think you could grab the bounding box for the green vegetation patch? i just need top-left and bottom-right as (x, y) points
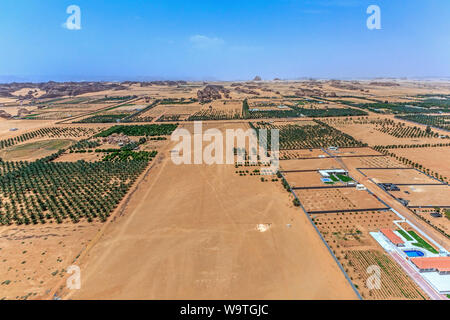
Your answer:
(408, 231), (439, 254)
(95, 124), (178, 137)
(396, 229), (413, 241)
(336, 174), (353, 182)
(102, 150), (157, 162)
(329, 174), (339, 182)
(76, 114), (129, 123)
(396, 114), (450, 131)
(0, 139), (73, 161)
(0, 159), (149, 225)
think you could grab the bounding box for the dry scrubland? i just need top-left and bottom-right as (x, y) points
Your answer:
(0, 80), (449, 300)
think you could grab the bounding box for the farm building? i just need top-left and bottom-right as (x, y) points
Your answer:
(410, 257), (450, 275)
(318, 169), (347, 178)
(380, 228), (405, 247)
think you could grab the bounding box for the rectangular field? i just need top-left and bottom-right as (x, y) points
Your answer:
(390, 185), (450, 207)
(326, 147), (383, 157)
(360, 168), (441, 185)
(389, 147), (450, 180)
(294, 187), (387, 213)
(280, 158), (342, 172)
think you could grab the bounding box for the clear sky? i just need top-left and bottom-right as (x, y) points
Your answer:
(0, 0), (449, 81)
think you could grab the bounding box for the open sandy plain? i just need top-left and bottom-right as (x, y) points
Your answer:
(0, 79), (449, 301)
(46, 122), (356, 299)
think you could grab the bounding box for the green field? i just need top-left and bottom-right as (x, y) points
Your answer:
(329, 174), (339, 182)
(95, 124), (178, 137)
(0, 139), (73, 161)
(396, 229), (413, 241)
(408, 231), (439, 254)
(336, 174), (353, 182)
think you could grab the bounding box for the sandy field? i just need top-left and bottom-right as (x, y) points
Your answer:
(360, 168), (440, 185)
(295, 187), (387, 213)
(344, 156), (408, 169)
(413, 208), (450, 236)
(0, 223), (101, 300)
(390, 185), (450, 207)
(389, 147), (450, 180)
(51, 123), (358, 300)
(327, 147), (383, 157)
(280, 158), (342, 172)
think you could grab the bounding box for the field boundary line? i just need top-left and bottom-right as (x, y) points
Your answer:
(279, 171), (362, 300)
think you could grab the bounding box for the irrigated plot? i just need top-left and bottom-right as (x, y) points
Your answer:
(252, 120), (364, 150)
(284, 171), (331, 188)
(312, 210), (428, 300)
(295, 187), (387, 213)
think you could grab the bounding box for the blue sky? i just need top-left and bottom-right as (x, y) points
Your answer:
(0, 0), (449, 81)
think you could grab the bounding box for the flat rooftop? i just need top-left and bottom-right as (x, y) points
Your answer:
(410, 257), (450, 273)
(380, 228), (404, 246)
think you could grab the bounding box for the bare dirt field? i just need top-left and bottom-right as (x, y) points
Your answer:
(284, 171), (331, 188)
(327, 147), (383, 157)
(295, 187), (387, 213)
(344, 156), (408, 169)
(54, 123), (357, 300)
(360, 168), (440, 185)
(280, 158), (342, 171)
(413, 208), (450, 237)
(280, 148), (329, 160)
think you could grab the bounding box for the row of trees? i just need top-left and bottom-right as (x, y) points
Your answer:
(253, 120), (365, 150)
(0, 127), (99, 150)
(0, 159), (148, 225)
(95, 124), (178, 137)
(397, 115), (450, 131)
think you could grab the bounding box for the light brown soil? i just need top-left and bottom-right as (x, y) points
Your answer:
(0, 223), (100, 300)
(390, 185), (450, 207)
(56, 123), (357, 300)
(296, 188), (386, 213)
(360, 168), (439, 185)
(389, 147), (450, 180)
